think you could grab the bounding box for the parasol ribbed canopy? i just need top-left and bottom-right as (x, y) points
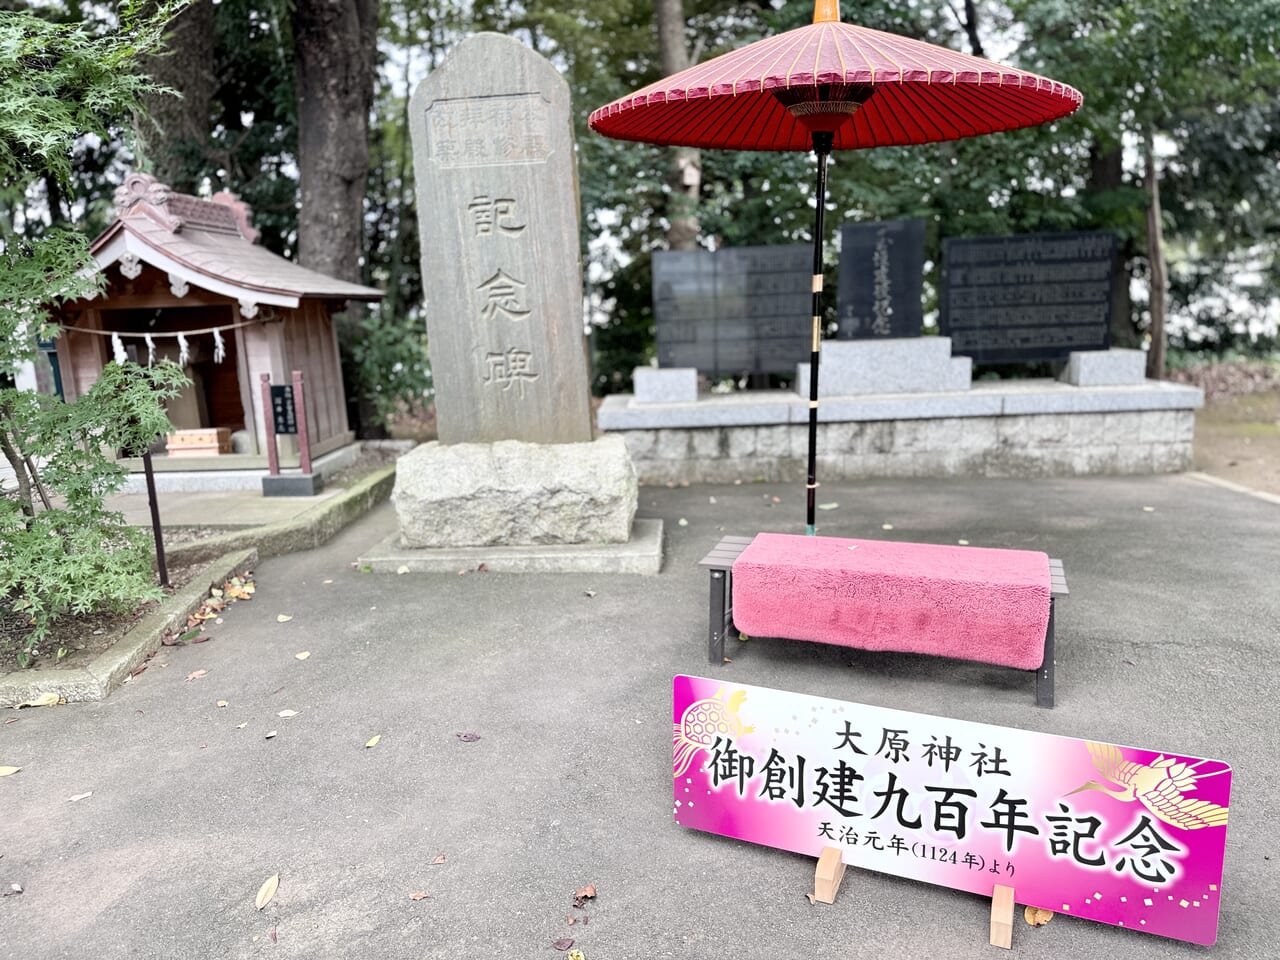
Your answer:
(589, 12), (1082, 151)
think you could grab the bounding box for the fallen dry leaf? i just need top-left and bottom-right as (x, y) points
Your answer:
(1024, 906), (1054, 927)
(191, 634), (212, 644)
(184, 670), (208, 682)
(66, 791), (92, 802)
(255, 873), (279, 910)
(269, 927), (277, 943)
(365, 735), (381, 749)
(476, 562), (488, 573)
(294, 651), (310, 661)
(277, 710), (299, 719)
(16, 692), (59, 709)
(566, 916), (576, 925)
(276, 614), (293, 623)
(409, 891), (430, 901)
(552, 939), (574, 952)
(129, 664), (148, 678)
(0, 766), (21, 777)
(430, 854), (446, 865)
(456, 732), (481, 743)
(572, 883), (596, 908)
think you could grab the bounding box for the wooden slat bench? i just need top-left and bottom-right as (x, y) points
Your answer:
(699, 534), (1068, 708)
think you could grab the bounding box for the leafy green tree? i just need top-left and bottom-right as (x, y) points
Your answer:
(1011, 0), (1280, 373)
(0, 2), (190, 665)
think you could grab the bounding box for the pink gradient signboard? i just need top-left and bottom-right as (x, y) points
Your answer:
(672, 676), (1231, 945)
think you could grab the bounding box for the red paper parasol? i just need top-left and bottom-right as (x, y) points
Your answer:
(590, 0), (1082, 533)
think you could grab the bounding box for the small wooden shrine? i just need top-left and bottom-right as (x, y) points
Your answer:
(51, 172), (382, 467)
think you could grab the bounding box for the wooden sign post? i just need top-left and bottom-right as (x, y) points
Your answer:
(260, 371), (323, 497)
(990, 884), (1015, 949)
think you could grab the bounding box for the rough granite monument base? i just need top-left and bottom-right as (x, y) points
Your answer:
(358, 518), (664, 575)
(392, 436), (638, 548)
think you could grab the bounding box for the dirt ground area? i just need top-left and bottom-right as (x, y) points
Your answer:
(1172, 360), (1280, 496)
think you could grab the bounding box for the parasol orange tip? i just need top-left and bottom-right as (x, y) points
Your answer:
(813, 0), (839, 24)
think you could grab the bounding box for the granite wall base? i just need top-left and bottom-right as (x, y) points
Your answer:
(617, 410), (1195, 484)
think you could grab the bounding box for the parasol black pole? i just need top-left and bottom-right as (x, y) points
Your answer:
(805, 131), (834, 536)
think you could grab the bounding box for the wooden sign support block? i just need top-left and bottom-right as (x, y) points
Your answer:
(810, 846), (845, 905)
(990, 884), (1015, 949)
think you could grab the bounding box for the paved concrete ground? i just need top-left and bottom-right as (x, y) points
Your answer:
(105, 488), (340, 529)
(2, 474), (1277, 959)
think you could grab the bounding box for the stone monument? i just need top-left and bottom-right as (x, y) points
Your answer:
(408, 33), (591, 444)
(386, 33), (650, 564)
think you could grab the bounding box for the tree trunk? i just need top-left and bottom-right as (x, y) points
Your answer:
(0, 415), (34, 520)
(292, 0), (377, 283)
(292, 0), (381, 435)
(140, 0), (215, 192)
(960, 0), (986, 58)
(1143, 129), (1168, 379)
(655, 0), (700, 251)
(1087, 144), (1137, 348)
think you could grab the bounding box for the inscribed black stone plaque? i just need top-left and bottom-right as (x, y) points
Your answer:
(940, 231), (1117, 363)
(653, 244), (809, 377)
(837, 219), (925, 339)
(270, 385), (297, 435)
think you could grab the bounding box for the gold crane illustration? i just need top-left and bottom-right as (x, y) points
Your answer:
(1065, 741), (1229, 830)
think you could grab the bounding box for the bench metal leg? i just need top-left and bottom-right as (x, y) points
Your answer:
(709, 568), (728, 665)
(1036, 599), (1056, 709)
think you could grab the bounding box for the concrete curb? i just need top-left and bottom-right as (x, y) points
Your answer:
(164, 464), (397, 566)
(0, 547), (258, 707)
(1184, 470), (1280, 505)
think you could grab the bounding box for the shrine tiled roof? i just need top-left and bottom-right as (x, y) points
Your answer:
(89, 173), (382, 309)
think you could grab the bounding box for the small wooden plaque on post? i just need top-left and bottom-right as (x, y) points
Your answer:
(990, 884), (1015, 950)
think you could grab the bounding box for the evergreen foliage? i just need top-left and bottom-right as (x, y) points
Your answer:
(0, 2), (190, 665)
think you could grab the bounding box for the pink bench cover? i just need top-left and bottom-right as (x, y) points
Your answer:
(731, 533), (1051, 670)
